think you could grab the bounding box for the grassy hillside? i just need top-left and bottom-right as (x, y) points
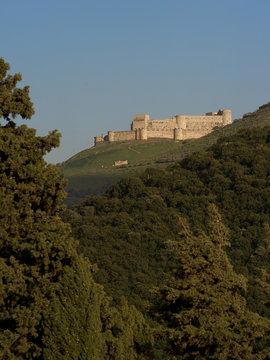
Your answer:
(63, 102), (270, 206)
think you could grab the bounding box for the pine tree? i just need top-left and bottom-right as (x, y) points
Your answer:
(0, 58), (34, 126)
(0, 122), (74, 359)
(104, 297), (154, 360)
(0, 59), (153, 359)
(153, 205), (270, 359)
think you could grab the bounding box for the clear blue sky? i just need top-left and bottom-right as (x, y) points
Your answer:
(2, 0), (270, 163)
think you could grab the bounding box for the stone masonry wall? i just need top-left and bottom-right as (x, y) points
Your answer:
(184, 115), (223, 131)
(109, 130), (136, 142)
(147, 129), (175, 139)
(94, 109), (231, 145)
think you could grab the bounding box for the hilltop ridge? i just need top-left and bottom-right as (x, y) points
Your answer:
(63, 102), (270, 206)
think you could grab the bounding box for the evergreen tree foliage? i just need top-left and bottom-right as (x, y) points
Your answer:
(0, 58), (34, 125)
(65, 127), (270, 324)
(42, 254), (154, 360)
(64, 121), (270, 356)
(0, 122), (69, 359)
(165, 127), (270, 317)
(0, 59), (153, 360)
(104, 297), (154, 360)
(62, 186), (180, 312)
(249, 223), (270, 315)
(153, 206), (270, 359)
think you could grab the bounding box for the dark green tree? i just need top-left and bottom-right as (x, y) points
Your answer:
(0, 59), (153, 359)
(249, 223), (270, 314)
(0, 58), (34, 126)
(153, 205), (270, 359)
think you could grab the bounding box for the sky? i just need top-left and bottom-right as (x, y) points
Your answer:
(1, 0), (270, 163)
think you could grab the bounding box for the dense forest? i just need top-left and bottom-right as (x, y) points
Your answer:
(65, 127), (270, 316)
(1, 58), (270, 359)
(64, 126), (270, 357)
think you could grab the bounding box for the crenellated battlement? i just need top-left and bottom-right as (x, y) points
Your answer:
(94, 109), (232, 146)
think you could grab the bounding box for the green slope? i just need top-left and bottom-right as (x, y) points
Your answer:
(63, 102), (270, 206)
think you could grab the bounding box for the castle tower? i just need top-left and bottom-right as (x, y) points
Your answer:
(175, 115), (186, 129)
(94, 136), (104, 146)
(108, 131), (115, 142)
(174, 128), (183, 141)
(222, 109), (232, 125)
(140, 128), (148, 140)
(131, 114), (149, 131)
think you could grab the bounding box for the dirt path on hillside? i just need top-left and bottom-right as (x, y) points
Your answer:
(128, 146), (141, 154)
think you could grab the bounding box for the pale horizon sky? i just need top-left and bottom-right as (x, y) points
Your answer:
(2, 0), (270, 163)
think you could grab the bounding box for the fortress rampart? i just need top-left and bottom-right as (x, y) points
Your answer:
(94, 109), (232, 146)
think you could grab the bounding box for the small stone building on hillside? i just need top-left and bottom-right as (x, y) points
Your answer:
(94, 109), (232, 146)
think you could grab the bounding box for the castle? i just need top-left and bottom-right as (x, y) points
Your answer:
(94, 109), (232, 146)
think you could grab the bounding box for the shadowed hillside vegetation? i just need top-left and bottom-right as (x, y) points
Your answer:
(64, 125), (270, 323)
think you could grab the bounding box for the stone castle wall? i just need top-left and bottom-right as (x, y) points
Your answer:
(94, 109), (231, 145)
(108, 130), (136, 142)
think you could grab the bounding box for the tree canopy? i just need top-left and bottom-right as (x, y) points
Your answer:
(152, 206), (270, 359)
(67, 127), (270, 321)
(0, 58), (34, 126)
(64, 126), (270, 357)
(0, 59), (153, 359)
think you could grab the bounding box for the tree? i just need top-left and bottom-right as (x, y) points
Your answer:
(0, 59), (153, 359)
(0, 58), (34, 126)
(249, 223), (270, 316)
(0, 104), (68, 359)
(153, 205), (270, 359)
